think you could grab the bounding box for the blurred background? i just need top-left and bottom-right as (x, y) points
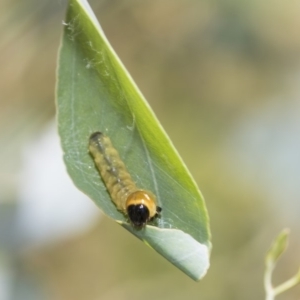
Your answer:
(1, 0), (300, 299)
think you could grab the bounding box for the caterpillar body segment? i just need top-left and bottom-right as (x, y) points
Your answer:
(89, 132), (162, 227)
(89, 132), (136, 211)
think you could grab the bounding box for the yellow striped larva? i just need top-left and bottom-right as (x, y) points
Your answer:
(89, 132), (162, 227)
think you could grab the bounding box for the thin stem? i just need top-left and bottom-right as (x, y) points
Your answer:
(273, 272), (300, 296)
(264, 263), (275, 300)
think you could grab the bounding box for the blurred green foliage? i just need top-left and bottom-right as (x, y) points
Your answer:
(1, 0), (300, 299)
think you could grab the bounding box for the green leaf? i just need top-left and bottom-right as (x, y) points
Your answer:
(56, 0), (211, 280)
(264, 229), (300, 300)
(265, 229), (289, 268)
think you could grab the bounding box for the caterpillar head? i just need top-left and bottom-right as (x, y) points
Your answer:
(126, 190), (161, 227)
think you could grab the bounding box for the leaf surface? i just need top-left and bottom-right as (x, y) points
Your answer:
(56, 0), (211, 280)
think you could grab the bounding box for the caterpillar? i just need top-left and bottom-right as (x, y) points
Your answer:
(89, 132), (162, 227)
